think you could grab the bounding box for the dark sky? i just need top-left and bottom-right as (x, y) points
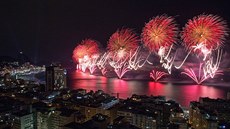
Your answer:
(0, 0), (229, 65)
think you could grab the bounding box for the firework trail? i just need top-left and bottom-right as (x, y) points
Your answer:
(181, 63), (223, 84)
(150, 69), (168, 82)
(128, 47), (151, 70)
(109, 55), (129, 79)
(88, 55), (99, 74)
(97, 53), (110, 75)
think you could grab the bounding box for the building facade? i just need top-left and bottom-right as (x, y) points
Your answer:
(189, 97), (230, 129)
(45, 65), (67, 91)
(12, 112), (34, 129)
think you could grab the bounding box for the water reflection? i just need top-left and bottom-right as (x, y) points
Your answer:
(69, 71), (230, 107)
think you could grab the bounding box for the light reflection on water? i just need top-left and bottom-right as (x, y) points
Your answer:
(68, 71), (230, 107)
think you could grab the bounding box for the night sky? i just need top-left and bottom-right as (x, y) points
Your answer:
(0, 0), (229, 66)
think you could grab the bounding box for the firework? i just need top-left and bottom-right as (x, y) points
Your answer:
(176, 14), (227, 69)
(88, 55), (99, 74)
(142, 15), (178, 73)
(82, 39), (100, 74)
(107, 28), (139, 79)
(182, 14), (227, 51)
(78, 55), (90, 72)
(142, 15), (178, 52)
(82, 39), (100, 57)
(107, 28), (139, 58)
(100, 68), (107, 76)
(109, 47), (150, 79)
(203, 49), (222, 78)
(97, 53), (110, 75)
(181, 63), (223, 85)
(158, 45), (176, 74)
(109, 55), (129, 79)
(72, 45), (89, 72)
(72, 45), (88, 63)
(150, 69), (168, 82)
(128, 47), (150, 70)
(72, 39), (100, 73)
(72, 39), (99, 61)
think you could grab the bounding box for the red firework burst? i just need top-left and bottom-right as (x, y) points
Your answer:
(72, 39), (100, 62)
(81, 39), (100, 56)
(72, 45), (87, 62)
(107, 28), (139, 55)
(142, 15), (178, 52)
(182, 14), (228, 51)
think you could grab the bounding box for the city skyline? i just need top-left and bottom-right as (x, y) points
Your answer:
(0, 0), (230, 65)
(1, 1), (230, 128)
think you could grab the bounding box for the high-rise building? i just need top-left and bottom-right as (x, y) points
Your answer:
(12, 111), (34, 129)
(117, 95), (183, 129)
(36, 106), (76, 129)
(45, 65), (67, 91)
(189, 97), (230, 129)
(36, 107), (58, 129)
